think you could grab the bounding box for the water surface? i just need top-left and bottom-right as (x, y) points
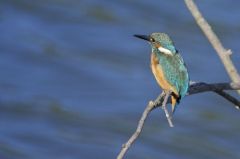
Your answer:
(0, 0), (240, 158)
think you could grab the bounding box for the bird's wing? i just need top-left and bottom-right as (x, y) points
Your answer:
(158, 53), (189, 98)
(175, 53), (189, 97)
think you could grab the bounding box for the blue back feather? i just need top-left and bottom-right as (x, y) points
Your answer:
(154, 49), (189, 99)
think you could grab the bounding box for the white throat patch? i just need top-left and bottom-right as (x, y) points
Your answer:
(158, 47), (173, 55)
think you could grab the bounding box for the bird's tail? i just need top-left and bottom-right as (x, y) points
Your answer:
(171, 94), (181, 114)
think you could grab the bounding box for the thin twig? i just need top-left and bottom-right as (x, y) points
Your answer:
(116, 101), (155, 159)
(214, 90), (240, 109)
(161, 91), (174, 127)
(117, 82), (240, 159)
(116, 92), (165, 159)
(185, 0), (240, 94)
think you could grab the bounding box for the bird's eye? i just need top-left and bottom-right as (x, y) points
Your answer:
(150, 38), (155, 42)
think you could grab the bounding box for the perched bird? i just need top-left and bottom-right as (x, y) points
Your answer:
(134, 33), (189, 113)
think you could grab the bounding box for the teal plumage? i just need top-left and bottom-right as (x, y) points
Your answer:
(155, 48), (189, 100)
(151, 33), (177, 53)
(134, 32), (189, 113)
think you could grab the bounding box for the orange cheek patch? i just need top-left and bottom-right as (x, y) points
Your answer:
(153, 43), (161, 48)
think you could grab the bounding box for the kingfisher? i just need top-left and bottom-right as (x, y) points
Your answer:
(134, 33), (189, 113)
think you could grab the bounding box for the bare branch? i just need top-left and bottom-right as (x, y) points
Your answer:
(188, 82), (240, 94)
(117, 82), (240, 159)
(117, 2), (240, 158)
(184, 0), (240, 94)
(188, 82), (240, 109)
(161, 91), (174, 127)
(214, 90), (240, 109)
(116, 102), (153, 159)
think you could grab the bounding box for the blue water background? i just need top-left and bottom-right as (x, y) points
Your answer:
(0, 0), (240, 158)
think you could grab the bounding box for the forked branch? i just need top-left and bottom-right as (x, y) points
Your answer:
(117, 1), (240, 158)
(117, 82), (240, 159)
(185, 0), (240, 94)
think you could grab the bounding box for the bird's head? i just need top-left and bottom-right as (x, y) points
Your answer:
(134, 32), (177, 55)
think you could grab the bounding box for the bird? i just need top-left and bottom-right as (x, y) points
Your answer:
(134, 33), (189, 113)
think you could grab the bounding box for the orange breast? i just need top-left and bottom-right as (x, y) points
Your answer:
(151, 53), (178, 96)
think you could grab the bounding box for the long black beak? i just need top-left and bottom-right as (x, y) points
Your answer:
(134, 34), (150, 41)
